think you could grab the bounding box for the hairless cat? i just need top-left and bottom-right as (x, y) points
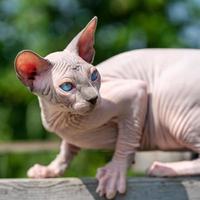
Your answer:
(14, 17), (200, 199)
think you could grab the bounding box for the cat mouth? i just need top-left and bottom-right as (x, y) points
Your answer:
(72, 102), (96, 114)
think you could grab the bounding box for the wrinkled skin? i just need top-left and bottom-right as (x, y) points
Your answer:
(15, 17), (200, 199)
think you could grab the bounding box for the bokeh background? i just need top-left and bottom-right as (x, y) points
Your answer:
(0, 0), (199, 178)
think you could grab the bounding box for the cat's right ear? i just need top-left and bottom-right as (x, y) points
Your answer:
(65, 17), (97, 63)
(14, 50), (51, 91)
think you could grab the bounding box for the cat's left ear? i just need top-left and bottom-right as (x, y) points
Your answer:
(14, 50), (51, 91)
(65, 16), (97, 63)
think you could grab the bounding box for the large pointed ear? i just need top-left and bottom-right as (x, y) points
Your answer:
(14, 50), (51, 90)
(66, 16), (97, 63)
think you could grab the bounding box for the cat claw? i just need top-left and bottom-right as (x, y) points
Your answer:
(27, 163), (61, 178)
(147, 161), (177, 177)
(96, 161), (127, 199)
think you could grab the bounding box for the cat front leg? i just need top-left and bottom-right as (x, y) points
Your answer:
(96, 80), (148, 199)
(27, 140), (80, 178)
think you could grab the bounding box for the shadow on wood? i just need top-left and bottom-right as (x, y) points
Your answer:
(0, 177), (199, 200)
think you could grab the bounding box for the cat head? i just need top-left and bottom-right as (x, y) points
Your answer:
(14, 17), (101, 115)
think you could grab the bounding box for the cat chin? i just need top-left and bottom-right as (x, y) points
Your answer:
(72, 103), (95, 115)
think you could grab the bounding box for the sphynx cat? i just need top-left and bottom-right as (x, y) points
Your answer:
(14, 17), (200, 199)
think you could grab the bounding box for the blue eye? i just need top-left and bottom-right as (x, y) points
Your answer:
(59, 82), (73, 92)
(91, 70), (98, 81)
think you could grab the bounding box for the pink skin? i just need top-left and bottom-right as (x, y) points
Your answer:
(15, 17), (200, 199)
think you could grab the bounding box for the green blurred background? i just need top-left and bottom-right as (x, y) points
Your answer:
(0, 0), (199, 178)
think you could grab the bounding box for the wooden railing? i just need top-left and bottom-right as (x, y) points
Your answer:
(0, 141), (59, 153)
(0, 177), (199, 200)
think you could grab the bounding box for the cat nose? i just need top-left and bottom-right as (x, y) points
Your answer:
(87, 96), (98, 105)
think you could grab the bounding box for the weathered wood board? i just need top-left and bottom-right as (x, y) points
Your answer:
(0, 177), (199, 200)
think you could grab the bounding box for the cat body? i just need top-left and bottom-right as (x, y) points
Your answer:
(15, 17), (200, 199)
(41, 48), (200, 152)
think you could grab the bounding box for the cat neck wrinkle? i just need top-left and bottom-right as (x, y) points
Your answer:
(38, 97), (87, 134)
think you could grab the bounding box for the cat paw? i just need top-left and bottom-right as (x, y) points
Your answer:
(96, 161), (127, 199)
(27, 164), (61, 178)
(147, 161), (177, 177)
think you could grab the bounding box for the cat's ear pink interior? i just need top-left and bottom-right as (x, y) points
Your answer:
(77, 17), (97, 63)
(15, 50), (50, 89)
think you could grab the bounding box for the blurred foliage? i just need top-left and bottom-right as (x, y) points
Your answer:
(0, 0), (200, 177)
(0, 150), (143, 178)
(0, 150), (111, 178)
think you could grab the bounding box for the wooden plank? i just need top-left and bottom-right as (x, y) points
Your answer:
(0, 141), (59, 153)
(0, 177), (199, 200)
(0, 141), (191, 159)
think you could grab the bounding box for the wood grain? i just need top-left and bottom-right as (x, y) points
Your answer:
(0, 177), (199, 200)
